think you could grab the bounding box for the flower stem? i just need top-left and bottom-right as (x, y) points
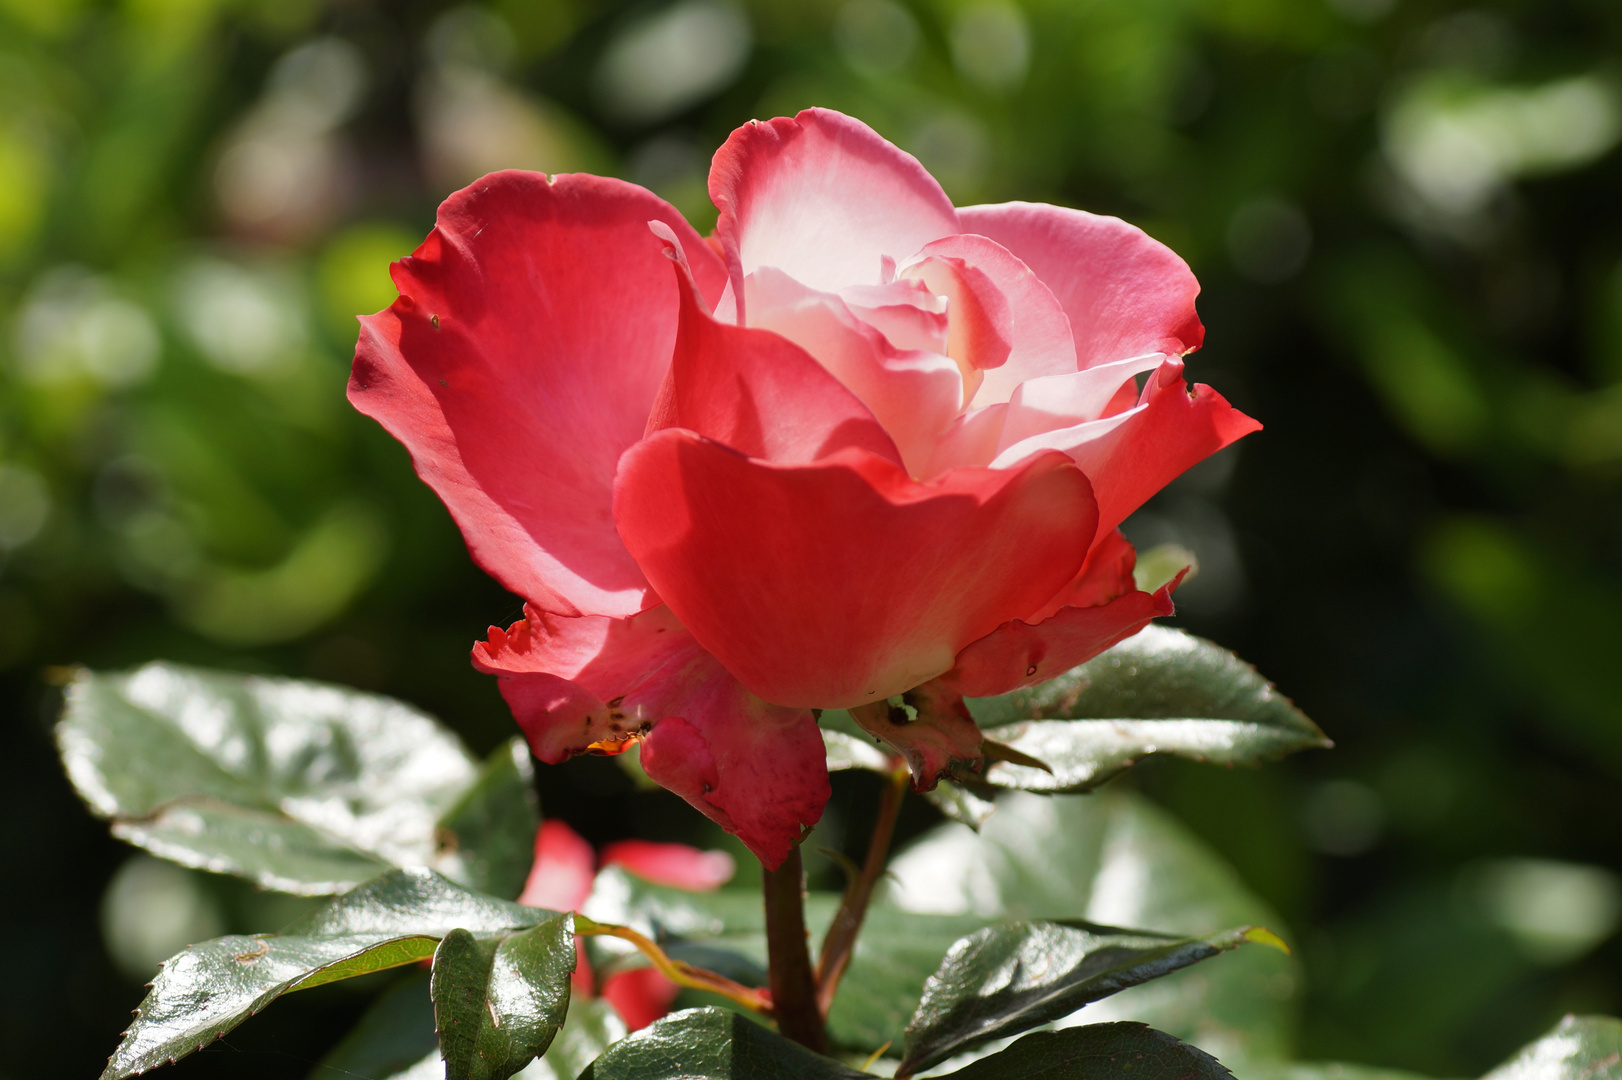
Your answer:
(815, 763), (908, 1015)
(762, 844), (828, 1053)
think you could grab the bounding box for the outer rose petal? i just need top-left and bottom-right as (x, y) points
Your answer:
(645, 229), (902, 467)
(711, 108), (960, 309)
(1030, 528), (1138, 622)
(518, 820), (597, 911)
(958, 202), (1204, 369)
(636, 659), (828, 869)
(992, 359), (1261, 540)
(475, 606), (826, 868)
(945, 572), (1184, 699)
(599, 841), (735, 891)
(614, 432), (1098, 708)
(350, 172), (725, 618)
(601, 968), (680, 1032)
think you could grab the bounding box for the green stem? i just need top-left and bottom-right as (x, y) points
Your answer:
(815, 763), (908, 1015)
(762, 844), (828, 1053)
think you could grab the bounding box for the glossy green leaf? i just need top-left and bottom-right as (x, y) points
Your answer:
(937, 1023), (1235, 1080)
(435, 737), (540, 900)
(58, 663), (481, 894)
(898, 921), (1269, 1076)
(102, 868), (551, 1080)
(965, 627), (1329, 793)
(578, 1007), (865, 1080)
(884, 791), (1298, 1066)
(430, 913), (575, 1080)
(1481, 1015), (1622, 1080)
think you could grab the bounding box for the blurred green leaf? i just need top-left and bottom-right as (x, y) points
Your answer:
(898, 921), (1272, 1076)
(435, 737), (539, 900)
(1480, 1015), (1622, 1079)
(58, 663), (480, 894)
(885, 791), (1298, 1067)
(430, 914), (575, 1080)
(309, 971), (440, 1080)
(102, 868), (552, 1080)
(965, 627), (1329, 793)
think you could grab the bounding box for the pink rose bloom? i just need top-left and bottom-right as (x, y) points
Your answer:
(350, 109), (1258, 868)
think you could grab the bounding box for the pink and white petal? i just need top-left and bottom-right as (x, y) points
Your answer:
(945, 573), (1184, 699)
(711, 108), (960, 306)
(601, 968), (680, 1031)
(957, 202), (1203, 370)
(599, 840), (736, 891)
(851, 680), (985, 791)
(990, 360), (1260, 539)
(636, 657), (828, 869)
(840, 279), (949, 354)
(351, 172), (724, 618)
(1027, 528), (1138, 623)
(995, 353), (1166, 451)
(472, 604), (699, 762)
(645, 227), (901, 467)
(901, 249), (1014, 396)
(746, 268), (962, 476)
(613, 432), (1098, 709)
(908, 233), (1077, 405)
(923, 401), (1008, 476)
(518, 820), (598, 912)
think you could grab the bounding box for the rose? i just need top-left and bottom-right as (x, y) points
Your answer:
(349, 108), (1258, 868)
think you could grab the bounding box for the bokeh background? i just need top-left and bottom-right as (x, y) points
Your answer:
(2, 0), (1621, 1076)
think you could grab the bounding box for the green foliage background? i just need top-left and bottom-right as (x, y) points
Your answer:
(1, 0), (1619, 1076)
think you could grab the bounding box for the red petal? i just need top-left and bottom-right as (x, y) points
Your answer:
(992, 359), (1261, 539)
(945, 574), (1184, 699)
(614, 433), (1097, 709)
(601, 967), (680, 1031)
(711, 108), (959, 310)
(645, 227), (902, 467)
(957, 202), (1204, 369)
(1030, 528), (1138, 621)
(637, 665), (828, 870)
(349, 172), (724, 619)
(599, 840), (736, 891)
(475, 605), (827, 868)
(518, 820), (598, 911)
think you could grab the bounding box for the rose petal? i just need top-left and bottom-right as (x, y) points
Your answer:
(614, 431), (1098, 709)
(518, 820), (598, 912)
(945, 573), (1184, 699)
(1029, 528), (1138, 622)
(901, 248), (1014, 398)
(711, 108), (960, 309)
(600, 967), (680, 1032)
(995, 353), (1167, 451)
(958, 202), (1203, 369)
(644, 227), (902, 467)
(841, 278), (949, 354)
(850, 680), (985, 791)
(908, 233), (1077, 406)
(745, 268), (962, 476)
(475, 604), (826, 868)
(991, 359), (1261, 539)
(599, 840), (736, 891)
(637, 667), (828, 870)
(350, 172), (725, 618)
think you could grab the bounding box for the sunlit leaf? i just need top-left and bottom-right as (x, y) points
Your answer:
(430, 914), (575, 1080)
(435, 737), (540, 900)
(898, 921), (1270, 1075)
(58, 663), (481, 894)
(101, 868), (552, 1080)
